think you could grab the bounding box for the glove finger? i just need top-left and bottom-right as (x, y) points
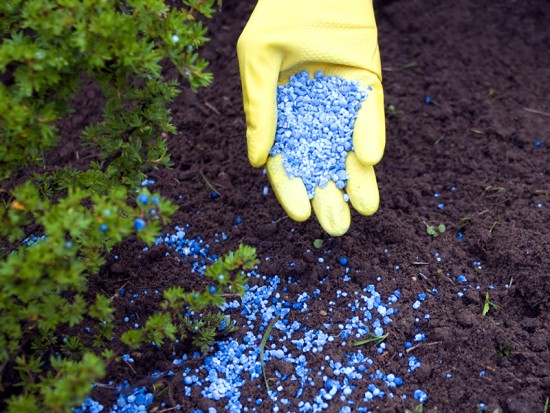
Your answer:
(237, 35), (281, 168)
(266, 154), (311, 222)
(346, 152), (380, 215)
(352, 71), (385, 166)
(311, 181), (351, 236)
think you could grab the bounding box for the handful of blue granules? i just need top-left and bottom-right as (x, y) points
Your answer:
(269, 70), (367, 199)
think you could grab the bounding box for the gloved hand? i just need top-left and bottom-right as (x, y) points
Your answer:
(237, 0), (385, 236)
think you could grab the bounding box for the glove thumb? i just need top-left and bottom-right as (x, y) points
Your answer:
(237, 34), (282, 168)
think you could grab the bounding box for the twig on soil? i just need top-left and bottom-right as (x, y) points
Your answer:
(200, 172), (220, 196)
(382, 61), (418, 71)
(418, 272), (434, 287)
(412, 261), (430, 265)
(403, 61), (418, 69)
(260, 315), (280, 393)
(434, 135), (445, 145)
(405, 341), (442, 354)
(524, 107), (550, 117)
(124, 359), (138, 376)
(110, 281), (130, 300)
(271, 215), (289, 224)
(204, 100), (220, 115)
(489, 220), (501, 234)
(92, 382), (117, 389)
(156, 407), (179, 413)
(152, 383), (170, 400)
(435, 269), (455, 285)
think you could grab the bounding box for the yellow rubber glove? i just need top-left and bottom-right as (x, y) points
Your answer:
(237, 0), (385, 236)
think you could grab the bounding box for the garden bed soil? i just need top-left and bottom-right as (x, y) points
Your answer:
(29, 0), (550, 411)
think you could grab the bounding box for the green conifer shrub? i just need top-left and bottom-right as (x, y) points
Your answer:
(121, 244), (258, 353)
(0, 0), (221, 411)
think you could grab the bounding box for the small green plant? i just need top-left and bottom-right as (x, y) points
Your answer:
(484, 185), (506, 195)
(352, 333), (388, 347)
(426, 223), (446, 238)
(544, 397), (549, 413)
(482, 292), (500, 316)
(313, 238), (324, 249)
(386, 103), (404, 116)
(495, 343), (510, 359)
(403, 61), (418, 69)
(121, 244), (258, 353)
(405, 404), (424, 413)
(201, 172), (221, 197)
(260, 315), (280, 392)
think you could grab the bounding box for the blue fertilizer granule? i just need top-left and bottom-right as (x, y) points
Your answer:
(269, 70), (367, 199)
(73, 226), (442, 412)
(74, 386), (153, 413)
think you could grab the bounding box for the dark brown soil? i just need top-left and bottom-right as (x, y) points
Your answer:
(20, 0), (550, 412)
